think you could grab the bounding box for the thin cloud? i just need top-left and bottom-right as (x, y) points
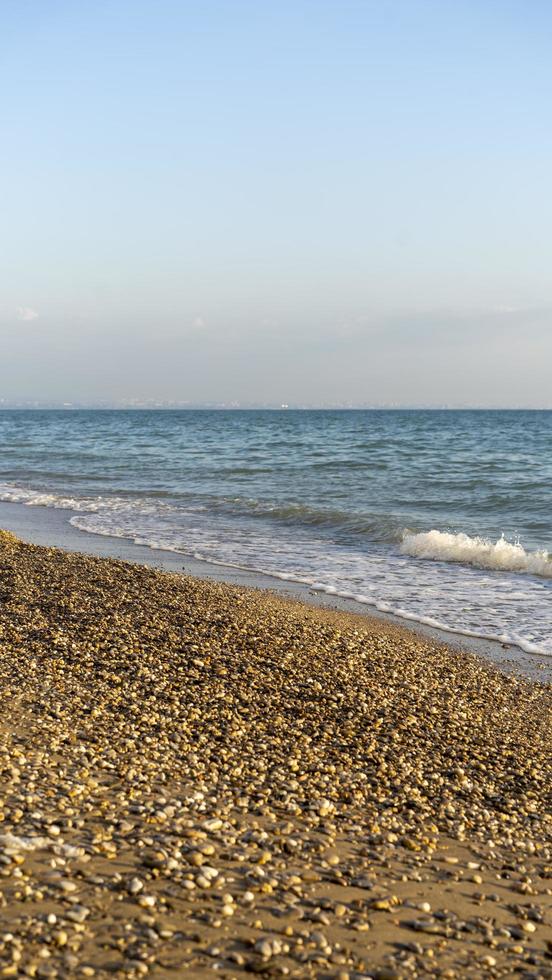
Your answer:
(16, 306), (39, 322)
(192, 315), (205, 329)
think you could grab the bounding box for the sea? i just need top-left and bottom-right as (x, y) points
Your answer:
(0, 409), (550, 657)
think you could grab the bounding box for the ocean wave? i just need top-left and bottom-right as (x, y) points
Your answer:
(0, 484), (188, 517)
(222, 498), (387, 532)
(401, 529), (552, 578)
(3, 483), (551, 582)
(61, 522), (552, 657)
(0, 482), (401, 539)
(2, 481), (552, 657)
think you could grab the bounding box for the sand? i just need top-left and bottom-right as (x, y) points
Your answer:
(0, 529), (550, 979)
(0, 499), (547, 684)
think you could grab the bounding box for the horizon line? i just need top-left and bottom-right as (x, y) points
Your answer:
(0, 403), (551, 412)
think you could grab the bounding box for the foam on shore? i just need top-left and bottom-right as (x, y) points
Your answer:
(401, 529), (552, 578)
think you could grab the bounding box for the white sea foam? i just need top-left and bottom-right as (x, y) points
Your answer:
(0, 484), (180, 517)
(401, 529), (552, 579)
(1, 482), (551, 658)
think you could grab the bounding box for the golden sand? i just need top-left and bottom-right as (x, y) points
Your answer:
(0, 530), (550, 978)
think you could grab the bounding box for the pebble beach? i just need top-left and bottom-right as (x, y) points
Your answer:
(0, 529), (550, 979)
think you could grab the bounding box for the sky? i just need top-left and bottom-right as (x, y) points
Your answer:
(1, 0), (551, 407)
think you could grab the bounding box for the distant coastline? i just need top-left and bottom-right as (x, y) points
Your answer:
(1, 404), (552, 411)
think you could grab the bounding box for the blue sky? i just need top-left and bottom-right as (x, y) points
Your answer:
(1, 0), (551, 405)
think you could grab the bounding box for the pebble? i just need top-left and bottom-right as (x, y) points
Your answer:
(0, 531), (549, 979)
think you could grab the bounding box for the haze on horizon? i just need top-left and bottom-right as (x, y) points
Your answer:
(2, 1), (551, 408)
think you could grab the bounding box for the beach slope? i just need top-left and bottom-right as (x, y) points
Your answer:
(0, 530), (550, 978)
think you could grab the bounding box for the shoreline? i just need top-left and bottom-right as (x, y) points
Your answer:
(0, 529), (550, 977)
(0, 499), (550, 684)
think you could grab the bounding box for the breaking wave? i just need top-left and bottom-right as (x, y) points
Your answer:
(401, 529), (552, 579)
(1, 481), (551, 657)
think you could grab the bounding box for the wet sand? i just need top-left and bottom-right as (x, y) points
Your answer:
(0, 500), (549, 684)
(0, 530), (550, 978)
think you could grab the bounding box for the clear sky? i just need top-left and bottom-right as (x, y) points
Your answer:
(1, 0), (551, 406)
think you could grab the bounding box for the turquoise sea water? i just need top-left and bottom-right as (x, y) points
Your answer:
(0, 409), (550, 656)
